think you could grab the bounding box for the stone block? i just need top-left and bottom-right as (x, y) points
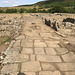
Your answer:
(34, 48), (45, 54)
(21, 48), (33, 54)
(62, 52), (75, 62)
(41, 63), (56, 71)
(39, 71), (61, 75)
(45, 48), (57, 55)
(56, 63), (75, 71)
(21, 61), (41, 72)
(55, 48), (68, 55)
(37, 55), (62, 62)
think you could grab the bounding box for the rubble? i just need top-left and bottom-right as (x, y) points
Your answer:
(0, 14), (23, 38)
(41, 13), (75, 36)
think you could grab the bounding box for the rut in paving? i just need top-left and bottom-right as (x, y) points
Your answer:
(1, 14), (75, 75)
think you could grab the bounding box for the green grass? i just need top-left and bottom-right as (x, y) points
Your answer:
(40, 1), (75, 8)
(0, 37), (11, 45)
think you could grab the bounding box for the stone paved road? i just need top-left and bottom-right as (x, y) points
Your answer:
(1, 14), (75, 75)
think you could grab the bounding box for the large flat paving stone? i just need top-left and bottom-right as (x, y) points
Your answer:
(34, 48), (45, 54)
(21, 40), (33, 47)
(55, 48), (68, 55)
(3, 54), (29, 63)
(34, 42), (47, 47)
(65, 72), (75, 75)
(4, 47), (21, 55)
(30, 54), (36, 61)
(21, 61), (41, 72)
(24, 72), (36, 75)
(1, 64), (18, 74)
(41, 63), (56, 71)
(56, 63), (75, 71)
(45, 41), (60, 47)
(37, 55), (62, 62)
(40, 33), (52, 37)
(39, 71), (61, 75)
(45, 48), (57, 55)
(21, 48), (33, 54)
(27, 36), (42, 40)
(62, 52), (75, 62)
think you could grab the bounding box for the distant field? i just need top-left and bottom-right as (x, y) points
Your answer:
(0, 6), (39, 11)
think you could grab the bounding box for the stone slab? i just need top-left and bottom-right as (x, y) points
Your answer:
(21, 48), (33, 54)
(21, 40), (33, 47)
(21, 61), (41, 72)
(65, 72), (75, 75)
(34, 42), (47, 47)
(62, 52), (75, 62)
(1, 64), (18, 74)
(39, 71), (61, 75)
(37, 55), (62, 62)
(24, 72), (36, 75)
(55, 48), (68, 55)
(34, 48), (45, 54)
(56, 63), (75, 71)
(30, 55), (36, 61)
(41, 63), (56, 71)
(45, 48), (57, 55)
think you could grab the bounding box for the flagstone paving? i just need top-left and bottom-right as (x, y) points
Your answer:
(1, 14), (75, 75)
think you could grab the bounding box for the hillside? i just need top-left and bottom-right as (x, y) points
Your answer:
(16, 0), (75, 7)
(34, 0), (75, 6)
(0, 0), (75, 13)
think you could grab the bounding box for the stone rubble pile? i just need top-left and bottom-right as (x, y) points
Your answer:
(0, 15), (23, 38)
(38, 13), (75, 36)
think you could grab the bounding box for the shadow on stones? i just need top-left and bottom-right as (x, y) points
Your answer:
(45, 19), (57, 31)
(63, 18), (75, 23)
(45, 19), (51, 26)
(17, 72), (26, 75)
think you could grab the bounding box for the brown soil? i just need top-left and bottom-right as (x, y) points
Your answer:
(0, 37), (10, 53)
(0, 44), (8, 53)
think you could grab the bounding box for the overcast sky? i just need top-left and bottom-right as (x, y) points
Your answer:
(0, 0), (44, 7)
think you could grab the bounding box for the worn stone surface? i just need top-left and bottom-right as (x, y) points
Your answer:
(34, 42), (47, 47)
(62, 52), (75, 62)
(41, 63), (56, 71)
(45, 48), (57, 55)
(45, 41), (60, 47)
(55, 48), (68, 55)
(21, 40), (33, 47)
(24, 72), (36, 75)
(21, 48), (33, 54)
(65, 72), (75, 75)
(30, 55), (36, 61)
(39, 71), (61, 75)
(56, 63), (75, 71)
(34, 48), (45, 54)
(21, 61), (41, 72)
(37, 55), (62, 62)
(1, 64), (18, 74)
(1, 13), (75, 75)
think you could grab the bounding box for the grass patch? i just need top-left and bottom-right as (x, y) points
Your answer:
(0, 36), (11, 45)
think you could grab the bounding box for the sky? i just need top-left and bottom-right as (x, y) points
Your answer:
(0, 0), (44, 7)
